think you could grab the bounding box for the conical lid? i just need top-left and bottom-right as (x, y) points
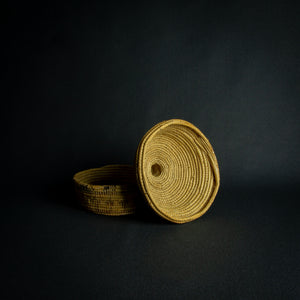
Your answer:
(136, 119), (220, 223)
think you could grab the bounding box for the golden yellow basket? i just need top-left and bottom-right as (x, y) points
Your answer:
(73, 165), (138, 216)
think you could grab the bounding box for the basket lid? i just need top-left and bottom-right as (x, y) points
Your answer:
(135, 119), (220, 223)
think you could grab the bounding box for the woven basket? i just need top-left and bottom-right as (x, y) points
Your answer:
(73, 165), (138, 216)
(136, 119), (220, 223)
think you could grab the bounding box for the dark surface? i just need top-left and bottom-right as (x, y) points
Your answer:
(2, 1), (300, 299)
(2, 186), (299, 299)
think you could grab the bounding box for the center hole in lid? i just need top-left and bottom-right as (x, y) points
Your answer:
(151, 163), (162, 177)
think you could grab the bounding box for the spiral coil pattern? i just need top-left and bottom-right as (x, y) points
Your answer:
(73, 165), (138, 216)
(136, 119), (220, 223)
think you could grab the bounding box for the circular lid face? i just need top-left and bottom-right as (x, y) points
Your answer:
(136, 119), (220, 223)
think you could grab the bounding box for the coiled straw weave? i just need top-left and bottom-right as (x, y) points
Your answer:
(136, 119), (220, 223)
(73, 165), (138, 216)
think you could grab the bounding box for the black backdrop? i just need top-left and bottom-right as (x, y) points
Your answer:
(2, 1), (300, 299)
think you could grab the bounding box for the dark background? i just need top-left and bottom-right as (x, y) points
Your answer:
(2, 1), (300, 299)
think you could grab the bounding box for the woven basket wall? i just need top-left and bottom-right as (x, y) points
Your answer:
(136, 119), (220, 223)
(73, 165), (138, 216)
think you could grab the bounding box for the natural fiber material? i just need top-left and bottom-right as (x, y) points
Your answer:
(136, 119), (220, 223)
(73, 165), (138, 216)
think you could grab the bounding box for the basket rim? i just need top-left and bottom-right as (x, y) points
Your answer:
(73, 164), (136, 189)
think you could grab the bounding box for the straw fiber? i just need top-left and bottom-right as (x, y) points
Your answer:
(73, 165), (138, 216)
(136, 119), (220, 223)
